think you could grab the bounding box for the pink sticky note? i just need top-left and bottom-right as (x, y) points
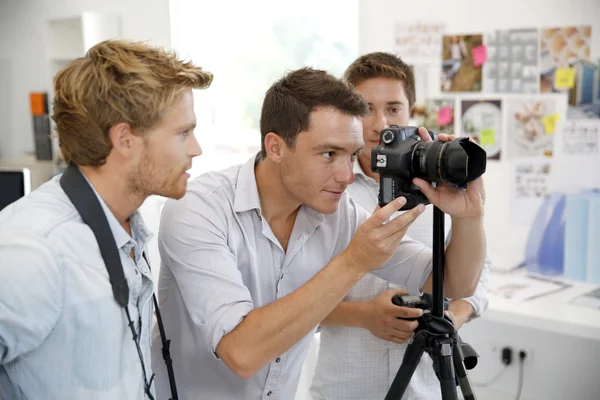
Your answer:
(472, 45), (487, 67)
(437, 106), (453, 126)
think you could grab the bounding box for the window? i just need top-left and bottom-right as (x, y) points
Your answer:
(170, 0), (359, 176)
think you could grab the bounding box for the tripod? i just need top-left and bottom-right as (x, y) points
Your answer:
(384, 206), (477, 400)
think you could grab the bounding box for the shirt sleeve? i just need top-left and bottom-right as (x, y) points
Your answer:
(0, 232), (63, 364)
(347, 199), (433, 295)
(158, 191), (254, 357)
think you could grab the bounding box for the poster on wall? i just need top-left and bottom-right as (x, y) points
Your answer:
(413, 98), (455, 135)
(539, 26), (599, 119)
(483, 28), (539, 94)
(394, 22), (445, 64)
(460, 99), (503, 160)
(505, 97), (561, 159)
(441, 34), (483, 92)
(510, 158), (553, 224)
(560, 119), (600, 156)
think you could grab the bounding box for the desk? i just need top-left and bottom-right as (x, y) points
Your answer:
(484, 271), (600, 341)
(0, 154), (55, 190)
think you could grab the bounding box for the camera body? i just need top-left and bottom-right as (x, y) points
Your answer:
(371, 126), (437, 210)
(371, 125), (487, 210)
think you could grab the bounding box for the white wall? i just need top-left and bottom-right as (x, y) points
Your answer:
(359, 0), (600, 270)
(0, 0), (172, 160)
(355, 2), (600, 399)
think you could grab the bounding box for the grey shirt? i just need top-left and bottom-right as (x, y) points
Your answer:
(151, 155), (434, 400)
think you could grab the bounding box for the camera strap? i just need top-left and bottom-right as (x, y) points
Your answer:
(60, 163), (178, 400)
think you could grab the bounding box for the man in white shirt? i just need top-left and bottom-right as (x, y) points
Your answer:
(152, 67), (487, 400)
(310, 52), (490, 400)
(0, 40), (213, 399)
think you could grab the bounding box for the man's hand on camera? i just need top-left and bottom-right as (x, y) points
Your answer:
(344, 197), (425, 274)
(413, 127), (486, 220)
(359, 289), (422, 344)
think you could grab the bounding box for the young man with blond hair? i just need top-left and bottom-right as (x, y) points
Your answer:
(0, 39), (212, 399)
(310, 52), (491, 400)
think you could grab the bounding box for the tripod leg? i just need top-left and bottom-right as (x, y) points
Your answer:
(431, 337), (458, 400)
(453, 337), (477, 400)
(384, 332), (426, 400)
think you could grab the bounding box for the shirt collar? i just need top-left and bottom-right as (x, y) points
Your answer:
(233, 153), (263, 214)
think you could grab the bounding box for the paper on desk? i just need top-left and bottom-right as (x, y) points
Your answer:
(570, 287), (600, 310)
(489, 274), (570, 302)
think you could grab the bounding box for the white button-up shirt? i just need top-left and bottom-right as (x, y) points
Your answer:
(0, 176), (154, 400)
(310, 160), (491, 400)
(152, 155), (434, 400)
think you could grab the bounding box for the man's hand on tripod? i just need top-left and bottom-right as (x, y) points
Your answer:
(359, 289), (423, 345)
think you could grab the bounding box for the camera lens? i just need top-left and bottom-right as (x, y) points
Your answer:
(382, 130), (395, 144)
(412, 138), (486, 187)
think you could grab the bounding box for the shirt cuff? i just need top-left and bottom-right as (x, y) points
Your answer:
(459, 286), (489, 319)
(205, 301), (254, 359)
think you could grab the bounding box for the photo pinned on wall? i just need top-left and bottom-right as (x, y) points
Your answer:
(440, 34), (483, 92)
(539, 26), (599, 119)
(506, 97), (561, 159)
(483, 28), (539, 94)
(510, 158), (553, 224)
(461, 99), (502, 160)
(560, 119), (599, 156)
(412, 98), (455, 135)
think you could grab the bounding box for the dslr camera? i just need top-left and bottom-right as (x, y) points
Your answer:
(371, 126), (487, 210)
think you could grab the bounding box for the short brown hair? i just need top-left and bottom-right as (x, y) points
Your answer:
(344, 52), (416, 109)
(259, 67), (368, 158)
(52, 39), (213, 166)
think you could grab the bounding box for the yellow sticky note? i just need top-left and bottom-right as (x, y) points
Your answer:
(542, 114), (560, 134)
(555, 68), (576, 89)
(479, 128), (496, 146)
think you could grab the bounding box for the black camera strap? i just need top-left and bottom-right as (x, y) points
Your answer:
(60, 163), (178, 400)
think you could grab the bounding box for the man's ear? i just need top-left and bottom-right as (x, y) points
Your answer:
(263, 132), (287, 163)
(109, 122), (136, 158)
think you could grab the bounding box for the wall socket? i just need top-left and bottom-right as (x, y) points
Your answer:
(491, 343), (534, 365)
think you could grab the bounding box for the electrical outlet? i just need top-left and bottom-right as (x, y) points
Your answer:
(517, 346), (534, 364)
(490, 343), (534, 366)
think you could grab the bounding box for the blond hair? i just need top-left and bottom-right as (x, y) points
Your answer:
(52, 39), (213, 166)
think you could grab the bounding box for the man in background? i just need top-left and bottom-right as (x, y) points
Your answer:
(310, 52), (491, 400)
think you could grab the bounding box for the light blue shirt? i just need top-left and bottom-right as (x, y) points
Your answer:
(0, 175), (155, 400)
(152, 155), (433, 400)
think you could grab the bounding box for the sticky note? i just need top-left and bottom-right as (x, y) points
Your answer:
(554, 68), (576, 89)
(542, 114), (559, 134)
(472, 45), (487, 67)
(437, 106), (453, 126)
(479, 128), (496, 146)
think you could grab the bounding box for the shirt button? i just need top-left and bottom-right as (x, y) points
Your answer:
(275, 357), (281, 363)
(267, 391), (272, 396)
